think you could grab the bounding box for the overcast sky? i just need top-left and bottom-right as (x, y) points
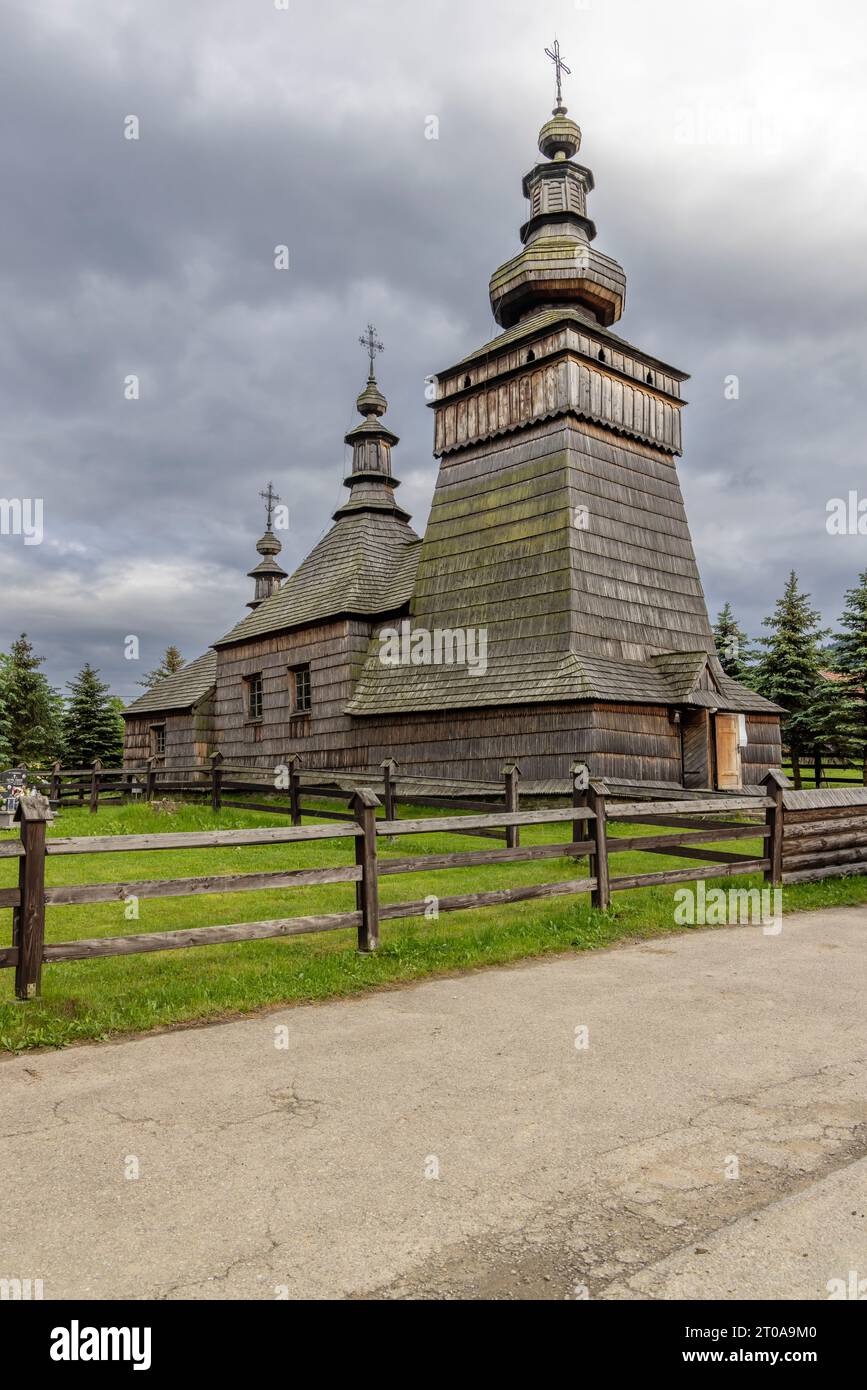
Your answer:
(2, 0), (866, 699)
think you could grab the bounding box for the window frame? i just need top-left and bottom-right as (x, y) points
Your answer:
(290, 663), (312, 716)
(244, 672), (264, 722)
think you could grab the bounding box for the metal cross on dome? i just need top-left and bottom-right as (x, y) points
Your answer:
(259, 481), (281, 530)
(545, 38), (571, 106)
(359, 323), (384, 376)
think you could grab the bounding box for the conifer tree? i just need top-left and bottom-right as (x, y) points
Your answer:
(0, 681), (13, 767)
(753, 573), (828, 788)
(138, 646), (186, 689)
(712, 602), (753, 683)
(0, 634), (64, 765)
(807, 665), (855, 786)
(834, 569), (867, 782)
(62, 664), (124, 767)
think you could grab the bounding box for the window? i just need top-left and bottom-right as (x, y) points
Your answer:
(526, 349), (536, 363)
(291, 664), (312, 714)
(245, 673), (263, 720)
(150, 724), (166, 758)
(646, 371), (654, 385)
(463, 374), (471, 389)
(597, 348), (606, 362)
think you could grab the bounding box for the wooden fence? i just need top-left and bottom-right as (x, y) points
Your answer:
(1, 777), (783, 1001)
(34, 756), (517, 839)
(781, 787), (867, 883)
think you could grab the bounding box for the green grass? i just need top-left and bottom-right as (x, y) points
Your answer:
(782, 763), (865, 788)
(1, 797), (866, 1053)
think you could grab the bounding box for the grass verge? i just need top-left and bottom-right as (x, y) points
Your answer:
(1, 798), (865, 1052)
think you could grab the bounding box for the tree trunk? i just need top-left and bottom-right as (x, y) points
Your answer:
(813, 751), (823, 787)
(791, 754), (802, 790)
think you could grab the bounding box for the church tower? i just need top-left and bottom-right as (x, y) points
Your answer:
(348, 45), (780, 787)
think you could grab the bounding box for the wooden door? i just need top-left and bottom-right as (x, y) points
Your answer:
(714, 714), (742, 790)
(681, 709), (711, 788)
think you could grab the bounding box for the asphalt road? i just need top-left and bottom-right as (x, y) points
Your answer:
(1, 904), (865, 1300)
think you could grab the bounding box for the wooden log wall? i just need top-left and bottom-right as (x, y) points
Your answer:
(780, 788), (867, 883)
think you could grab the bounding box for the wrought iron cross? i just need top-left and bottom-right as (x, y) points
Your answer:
(545, 38), (571, 106)
(359, 323), (384, 376)
(259, 481), (280, 530)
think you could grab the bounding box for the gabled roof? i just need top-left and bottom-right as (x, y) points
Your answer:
(122, 649), (217, 717)
(214, 513), (421, 647)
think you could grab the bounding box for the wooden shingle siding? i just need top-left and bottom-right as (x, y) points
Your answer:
(741, 714), (783, 784)
(123, 698), (214, 772)
(352, 701), (680, 784)
(212, 619), (376, 771)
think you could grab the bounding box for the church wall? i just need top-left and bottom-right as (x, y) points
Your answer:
(211, 618), (372, 770)
(122, 695), (215, 771)
(348, 700), (680, 784)
(741, 713), (783, 785)
(347, 702), (777, 787)
(123, 717), (150, 768)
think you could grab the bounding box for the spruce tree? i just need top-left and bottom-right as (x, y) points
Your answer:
(138, 645), (186, 689)
(0, 681), (13, 767)
(835, 569), (867, 782)
(62, 664), (124, 767)
(753, 573), (828, 788)
(0, 634), (64, 765)
(712, 602), (753, 683)
(807, 665), (855, 786)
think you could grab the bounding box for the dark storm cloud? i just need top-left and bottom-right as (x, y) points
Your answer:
(1, 0), (865, 699)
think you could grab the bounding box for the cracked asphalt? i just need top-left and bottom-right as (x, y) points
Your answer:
(1, 904), (866, 1300)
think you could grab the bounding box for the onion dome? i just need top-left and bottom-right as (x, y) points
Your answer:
(538, 104), (581, 161)
(488, 52), (626, 330)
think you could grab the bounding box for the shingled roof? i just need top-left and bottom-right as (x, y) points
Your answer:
(346, 646), (780, 716)
(214, 513), (421, 647)
(214, 357), (421, 648)
(122, 649), (217, 717)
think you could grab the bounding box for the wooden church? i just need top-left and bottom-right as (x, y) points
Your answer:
(123, 55), (782, 790)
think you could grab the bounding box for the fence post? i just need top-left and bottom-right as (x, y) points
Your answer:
(762, 768), (788, 887)
(50, 760), (62, 803)
(210, 750), (224, 813)
(380, 758), (398, 821)
(571, 760), (590, 846)
(89, 758), (102, 814)
(502, 762), (521, 849)
(144, 756), (156, 801)
(587, 779), (610, 910)
(14, 793), (50, 1001)
(351, 788), (381, 952)
(286, 754), (302, 826)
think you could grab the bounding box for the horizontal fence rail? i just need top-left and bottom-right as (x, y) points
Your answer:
(3, 770), (867, 1001)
